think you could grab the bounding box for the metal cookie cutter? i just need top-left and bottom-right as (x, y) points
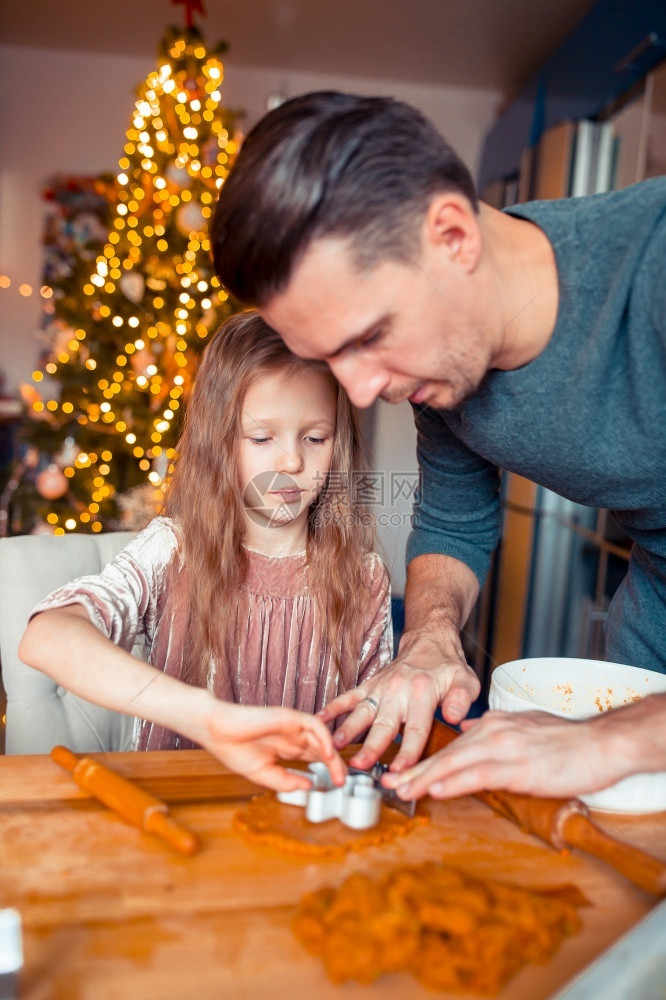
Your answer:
(277, 762), (381, 829)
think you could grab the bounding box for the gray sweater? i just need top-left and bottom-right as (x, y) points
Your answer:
(407, 178), (666, 672)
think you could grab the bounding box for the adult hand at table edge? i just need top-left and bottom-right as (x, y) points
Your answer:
(380, 704), (663, 801)
(317, 626), (480, 774)
(202, 703), (347, 792)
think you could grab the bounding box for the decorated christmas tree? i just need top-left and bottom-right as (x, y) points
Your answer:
(6, 15), (241, 536)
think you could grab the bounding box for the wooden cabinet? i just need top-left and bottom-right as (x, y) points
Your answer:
(478, 0), (666, 192)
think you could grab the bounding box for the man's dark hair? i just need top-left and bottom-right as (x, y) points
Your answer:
(210, 91), (478, 305)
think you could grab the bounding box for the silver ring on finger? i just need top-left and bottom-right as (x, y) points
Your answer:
(362, 696), (379, 713)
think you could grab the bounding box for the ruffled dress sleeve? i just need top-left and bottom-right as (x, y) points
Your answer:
(29, 517), (180, 653)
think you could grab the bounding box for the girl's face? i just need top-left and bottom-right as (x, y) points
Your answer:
(238, 366), (337, 545)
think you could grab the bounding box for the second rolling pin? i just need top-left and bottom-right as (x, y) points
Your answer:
(421, 720), (666, 897)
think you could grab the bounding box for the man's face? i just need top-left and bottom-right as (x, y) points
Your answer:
(261, 234), (495, 411)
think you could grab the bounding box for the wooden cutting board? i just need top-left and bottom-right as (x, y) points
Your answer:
(1, 750), (663, 1000)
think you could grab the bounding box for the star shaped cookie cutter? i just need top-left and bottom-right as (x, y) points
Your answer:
(277, 762), (381, 829)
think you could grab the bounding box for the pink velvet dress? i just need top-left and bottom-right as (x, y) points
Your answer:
(31, 517), (393, 750)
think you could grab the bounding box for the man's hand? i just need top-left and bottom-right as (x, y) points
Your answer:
(318, 626), (480, 773)
(319, 552), (481, 774)
(202, 703), (347, 792)
(381, 708), (634, 801)
(384, 694), (666, 802)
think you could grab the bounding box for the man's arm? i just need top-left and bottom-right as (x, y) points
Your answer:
(318, 551), (481, 771)
(382, 693), (666, 801)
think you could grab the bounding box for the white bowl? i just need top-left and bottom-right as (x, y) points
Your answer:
(488, 656), (666, 813)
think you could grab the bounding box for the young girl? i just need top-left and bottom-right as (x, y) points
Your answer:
(19, 312), (392, 790)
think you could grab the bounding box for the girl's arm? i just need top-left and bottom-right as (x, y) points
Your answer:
(19, 605), (344, 790)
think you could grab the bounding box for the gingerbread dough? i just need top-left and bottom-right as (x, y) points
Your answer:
(293, 862), (587, 993)
(232, 793), (428, 859)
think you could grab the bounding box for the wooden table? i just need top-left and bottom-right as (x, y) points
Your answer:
(1, 750), (664, 1000)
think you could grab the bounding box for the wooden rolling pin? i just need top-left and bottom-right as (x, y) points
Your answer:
(50, 745), (199, 856)
(421, 720), (666, 898)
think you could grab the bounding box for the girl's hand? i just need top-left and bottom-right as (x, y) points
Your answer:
(202, 702), (347, 792)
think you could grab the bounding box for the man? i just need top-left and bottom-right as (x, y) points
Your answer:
(211, 91), (666, 802)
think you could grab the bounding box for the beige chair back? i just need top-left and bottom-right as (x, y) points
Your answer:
(0, 532), (138, 754)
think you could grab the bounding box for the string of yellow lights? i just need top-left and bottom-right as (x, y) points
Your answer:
(10, 26), (239, 536)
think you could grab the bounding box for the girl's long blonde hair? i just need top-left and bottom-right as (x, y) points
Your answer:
(164, 310), (376, 691)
